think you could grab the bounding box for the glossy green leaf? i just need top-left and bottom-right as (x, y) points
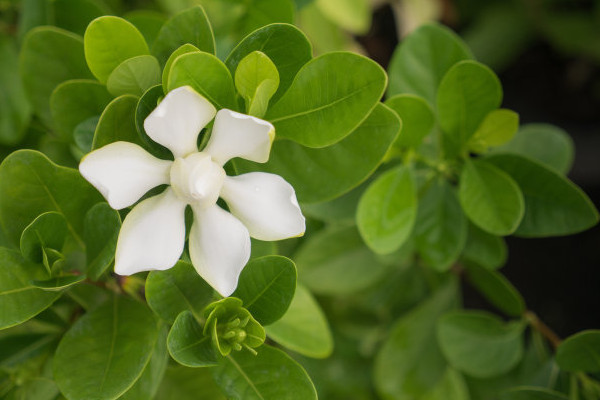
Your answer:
(31, 274), (86, 290)
(266, 52), (386, 147)
(357, 165), (417, 254)
(462, 223), (507, 270)
(387, 23), (472, 104)
(125, 10), (167, 48)
(0, 249), (61, 330)
(486, 154), (599, 236)
(50, 79), (112, 143)
(152, 6), (215, 65)
(212, 345), (317, 400)
(161, 44), (200, 92)
(266, 284), (333, 358)
(493, 123), (574, 174)
(374, 280), (457, 399)
(92, 95), (145, 149)
(498, 387), (568, 400)
(167, 52), (237, 109)
(236, 102), (399, 203)
(84, 16), (149, 84)
(54, 296), (160, 400)
(437, 60), (503, 158)
(294, 225), (388, 295)
(468, 109), (519, 153)
(235, 51), (279, 117)
(415, 177), (467, 272)
(232, 256), (296, 325)
(422, 368), (470, 400)
(84, 203), (121, 280)
(459, 159), (524, 236)
(465, 262), (525, 317)
(20, 212), (67, 264)
(155, 365), (225, 400)
(0, 150), (102, 246)
(437, 311), (525, 378)
(74, 116), (100, 154)
(315, 0), (370, 34)
(145, 261), (214, 323)
(385, 94), (434, 149)
(226, 23), (312, 103)
(556, 330), (600, 372)
(106, 55), (161, 97)
(20, 27), (93, 127)
(167, 311), (218, 367)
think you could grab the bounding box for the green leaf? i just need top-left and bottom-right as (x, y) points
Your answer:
(145, 261), (214, 324)
(437, 310), (525, 378)
(50, 79), (112, 143)
(0, 248), (61, 330)
(0, 150), (102, 246)
(486, 154), (599, 236)
(167, 311), (218, 367)
(20, 212), (67, 264)
(266, 52), (387, 148)
(54, 296), (160, 400)
(492, 123), (574, 174)
(84, 16), (149, 84)
(135, 85), (172, 160)
(20, 27), (93, 127)
(294, 225), (389, 295)
(437, 60), (503, 158)
(385, 94), (434, 149)
(236, 102), (399, 203)
(468, 109), (519, 153)
(92, 95), (145, 149)
(232, 256), (296, 325)
(0, 37), (31, 145)
(556, 330), (600, 372)
(52, 0), (108, 36)
(212, 345), (317, 400)
(161, 44), (200, 93)
(387, 23), (472, 104)
(459, 159), (524, 236)
(226, 23), (312, 103)
(462, 223), (507, 270)
(106, 55), (161, 97)
(125, 10), (167, 48)
(155, 365), (225, 400)
(31, 274), (86, 291)
(152, 6), (215, 65)
(357, 165), (417, 254)
(465, 262), (525, 317)
(422, 368), (470, 400)
(74, 116), (100, 154)
(498, 387), (568, 400)
(265, 284), (333, 358)
(415, 177), (467, 272)
(0, 333), (56, 368)
(84, 203), (121, 280)
(234, 51), (279, 117)
(315, 0), (370, 34)
(167, 52), (237, 110)
(374, 280), (458, 399)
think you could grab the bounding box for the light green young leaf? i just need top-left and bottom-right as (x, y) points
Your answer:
(486, 154), (599, 236)
(437, 310), (525, 378)
(92, 95), (145, 149)
(385, 94), (434, 149)
(167, 52), (237, 110)
(106, 55), (161, 97)
(161, 44), (200, 92)
(387, 23), (473, 104)
(459, 159), (524, 236)
(167, 311), (218, 368)
(84, 16), (150, 84)
(315, 0), (370, 34)
(232, 256), (296, 325)
(556, 330), (600, 372)
(20, 212), (67, 265)
(266, 284), (333, 358)
(212, 345), (317, 400)
(468, 109), (519, 153)
(294, 225), (388, 295)
(84, 203), (121, 281)
(437, 60), (503, 158)
(266, 52), (386, 148)
(465, 262), (525, 317)
(155, 365), (225, 400)
(234, 51), (279, 117)
(462, 223), (507, 270)
(357, 165), (417, 255)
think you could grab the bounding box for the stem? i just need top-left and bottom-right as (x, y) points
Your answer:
(525, 310), (562, 349)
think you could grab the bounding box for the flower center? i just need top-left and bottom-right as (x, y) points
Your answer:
(170, 152), (225, 208)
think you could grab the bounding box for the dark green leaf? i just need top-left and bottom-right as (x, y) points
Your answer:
(499, 387), (568, 400)
(465, 262), (525, 317)
(155, 365), (225, 400)
(52, 0), (108, 36)
(92, 95), (145, 149)
(20, 212), (67, 264)
(462, 222), (507, 270)
(84, 203), (121, 280)
(31, 274), (86, 291)
(167, 311), (218, 367)
(125, 10), (167, 48)
(556, 330), (600, 372)
(135, 85), (172, 160)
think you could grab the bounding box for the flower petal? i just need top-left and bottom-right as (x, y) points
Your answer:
(79, 141), (172, 209)
(220, 172), (305, 241)
(203, 109), (274, 166)
(189, 204), (250, 297)
(114, 188), (187, 275)
(144, 86), (216, 158)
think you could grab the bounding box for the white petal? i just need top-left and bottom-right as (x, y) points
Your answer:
(189, 204), (250, 297)
(203, 109), (274, 166)
(79, 142), (172, 210)
(114, 188), (187, 275)
(144, 86), (216, 158)
(220, 172), (306, 241)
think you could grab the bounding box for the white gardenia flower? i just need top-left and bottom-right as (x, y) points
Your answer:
(79, 86), (305, 296)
